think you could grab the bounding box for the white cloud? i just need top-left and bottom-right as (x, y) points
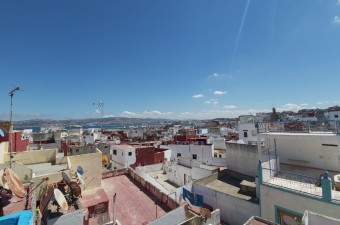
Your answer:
(192, 94), (204, 98)
(95, 109), (101, 114)
(213, 90), (227, 95)
(316, 101), (331, 105)
(104, 114), (114, 118)
(121, 111), (138, 117)
(208, 73), (221, 78)
(334, 16), (340, 24)
(121, 110), (173, 118)
(205, 99), (219, 105)
(223, 105), (237, 109)
(300, 103), (309, 107)
(177, 108), (270, 120)
(181, 112), (193, 116)
(337, 0), (340, 5)
(143, 111), (173, 116)
(277, 103), (302, 112)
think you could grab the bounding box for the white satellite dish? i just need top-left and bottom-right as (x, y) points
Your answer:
(62, 171), (71, 184)
(76, 172), (85, 186)
(54, 188), (68, 211)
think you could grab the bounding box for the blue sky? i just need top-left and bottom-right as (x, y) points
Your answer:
(0, 0), (340, 120)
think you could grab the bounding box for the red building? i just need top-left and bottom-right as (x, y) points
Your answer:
(0, 129), (29, 153)
(131, 146), (166, 168)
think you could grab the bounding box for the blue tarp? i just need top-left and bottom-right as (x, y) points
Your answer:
(182, 188), (203, 207)
(0, 210), (32, 225)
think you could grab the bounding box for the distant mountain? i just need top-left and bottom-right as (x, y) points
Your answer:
(13, 117), (175, 128)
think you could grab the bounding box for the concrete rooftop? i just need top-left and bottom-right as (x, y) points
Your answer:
(27, 163), (67, 176)
(101, 175), (171, 225)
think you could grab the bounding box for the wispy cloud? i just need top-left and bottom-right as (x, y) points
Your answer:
(277, 103), (302, 112)
(337, 0), (340, 5)
(95, 109), (101, 114)
(316, 101), (330, 105)
(121, 111), (138, 118)
(208, 73), (222, 78)
(104, 114), (114, 118)
(213, 90), (227, 95)
(121, 110), (173, 118)
(223, 105), (237, 109)
(205, 99), (219, 105)
(192, 94), (204, 98)
(143, 111), (173, 116)
(334, 16), (340, 24)
(300, 103), (309, 107)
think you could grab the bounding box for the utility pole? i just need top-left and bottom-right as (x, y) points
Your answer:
(8, 86), (20, 169)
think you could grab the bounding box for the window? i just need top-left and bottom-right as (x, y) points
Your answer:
(192, 154), (197, 160)
(75, 149), (79, 153)
(243, 130), (248, 138)
(335, 114), (339, 118)
(128, 152), (132, 156)
(177, 153), (181, 157)
(104, 145), (108, 149)
(113, 150), (117, 155)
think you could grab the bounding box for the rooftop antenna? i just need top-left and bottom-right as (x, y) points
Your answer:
(93, 100), (104, 118)
(8, 86), (20, 169)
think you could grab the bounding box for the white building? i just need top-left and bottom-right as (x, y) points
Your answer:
(325, 111), (340, 121)
(163, 158), (219, 186)
(83, 128), (101, 144)
(110, 144), (136, 169)
(163, 143), (226, 167)
(258, 132), (340, 172)
(238, 115), (258, 145)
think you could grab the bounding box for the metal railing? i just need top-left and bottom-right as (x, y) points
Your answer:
(262, 168), (322, 197)
(331, 180), (340, 202)
(257, 120), (340, 134)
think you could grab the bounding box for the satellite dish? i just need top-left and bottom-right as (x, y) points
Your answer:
(1, 168), (25, 198)
(53, 188), (68, 210)
(62, 171), (71, 185)
(76, 166), (84, 175)
(76, 172), (85, 186)
(69, 181), (82, 198)
(0, 169), (8, 189)
(102, 154), (109, 167)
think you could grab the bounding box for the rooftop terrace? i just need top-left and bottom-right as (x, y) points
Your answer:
(101, 175), (172, 225)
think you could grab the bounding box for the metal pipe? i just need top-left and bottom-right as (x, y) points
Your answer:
(8, 86), (20, 169)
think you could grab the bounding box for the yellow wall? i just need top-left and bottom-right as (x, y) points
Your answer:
(3, 149), (57, 165)
(67, 149), (102, 191)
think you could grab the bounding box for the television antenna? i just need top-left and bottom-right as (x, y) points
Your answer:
(8, 86), (21, 169)
(93, 100), (104, 118)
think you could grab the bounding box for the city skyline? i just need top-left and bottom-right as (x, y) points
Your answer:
(1, 0), (340, 121)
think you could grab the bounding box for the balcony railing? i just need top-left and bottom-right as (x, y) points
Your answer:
(257, 120), (340, 134)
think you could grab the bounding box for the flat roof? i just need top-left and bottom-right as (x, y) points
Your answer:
(196, 173), (258, 203)
(112, 145), (135, 151)
(101, 175), (171, 225)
